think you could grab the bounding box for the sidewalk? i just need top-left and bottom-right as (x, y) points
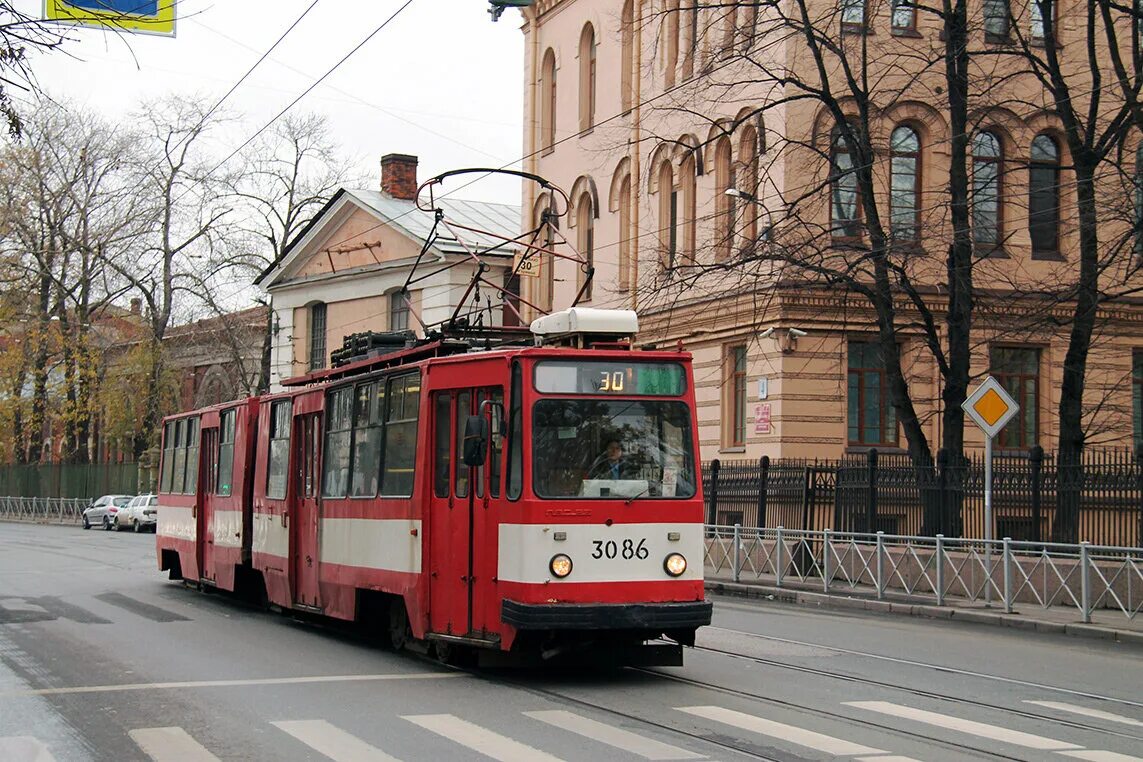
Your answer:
(704, 569), (1143, 647)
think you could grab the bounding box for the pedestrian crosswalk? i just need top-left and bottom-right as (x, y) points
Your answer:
(2, 698), (1140, 761)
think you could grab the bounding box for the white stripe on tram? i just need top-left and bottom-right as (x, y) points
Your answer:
(676, 705), (885, 757)
(845, 701), (1081, 750)
(1024, 701), (1143, 729)
(272, 720), (403, 762)
(1060, 751), (1143, 762)
(402, 714), (566, 762)
(523, 710), (704, 760)
(0, 736), (56, 762)
(128, 727), (220, 762)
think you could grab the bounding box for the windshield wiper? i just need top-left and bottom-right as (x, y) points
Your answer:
(624, 486), (651, 505)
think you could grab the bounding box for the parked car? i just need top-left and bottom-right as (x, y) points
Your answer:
(82, 494), (132, 530)
(116, 494), (158, 533)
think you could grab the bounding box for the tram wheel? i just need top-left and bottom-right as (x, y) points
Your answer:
(388, 601), (409, 651)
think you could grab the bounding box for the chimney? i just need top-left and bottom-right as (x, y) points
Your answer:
(380, 153), (418, 201)
(130, 298), (142, 315)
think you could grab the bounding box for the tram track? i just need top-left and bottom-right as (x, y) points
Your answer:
(706, 623), (1143, 709)
(694, 626), (1143, 742)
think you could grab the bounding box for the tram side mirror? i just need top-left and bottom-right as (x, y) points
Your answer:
(463, 415), (489, 467)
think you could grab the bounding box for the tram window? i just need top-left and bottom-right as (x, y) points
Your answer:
(381, 373), (419, 496)
(531, 399), (697, 500)
(434, 393), (451, 498)
(266, 401), (292, 500)
(350, 382), (383, 497)
(217, 409), (235, 496)
(184, 418), (200, 494)
(160, 421), (175, 493)
(507, 363), (523, 500)
(455, 391), (471, 498)
(322, 388), (353, 498)
(173, 419), (187, 494)
(477, 387), (504, 498)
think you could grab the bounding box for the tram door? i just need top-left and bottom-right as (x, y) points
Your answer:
(292, 412), (322, 609)
(429, 388), (504, 637)
(198, 426), (219, 583)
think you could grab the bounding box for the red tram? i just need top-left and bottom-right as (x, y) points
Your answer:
(156, 308), (712, 664)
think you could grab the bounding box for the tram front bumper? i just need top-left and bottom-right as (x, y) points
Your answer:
(501, 599), (713, 631)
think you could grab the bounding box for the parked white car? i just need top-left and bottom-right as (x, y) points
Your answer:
(116, 494), (158, 533)
(82, 494), (132, 530)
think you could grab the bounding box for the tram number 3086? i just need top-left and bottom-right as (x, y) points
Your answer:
(591, 538), (649, 560)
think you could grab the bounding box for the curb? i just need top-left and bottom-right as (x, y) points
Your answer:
(705, 580), (1143, 647)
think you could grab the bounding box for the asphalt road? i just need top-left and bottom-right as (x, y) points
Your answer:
(1, 521), (1141, 762)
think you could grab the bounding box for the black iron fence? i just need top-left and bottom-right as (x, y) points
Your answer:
(0, 462), (140, 499)
(703, 447), (1143, 547)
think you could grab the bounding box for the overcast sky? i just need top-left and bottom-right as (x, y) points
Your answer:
(16, 0), (526, 204)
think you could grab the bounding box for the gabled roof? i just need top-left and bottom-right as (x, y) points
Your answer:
(255, 188), (522, 288)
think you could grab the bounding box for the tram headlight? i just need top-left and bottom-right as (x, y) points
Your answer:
(549, 553), (573, 578)
(663, 553), (687, 577)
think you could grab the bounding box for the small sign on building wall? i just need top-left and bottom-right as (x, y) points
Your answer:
(514, 251), (540, 278)
(754, 403), (772, 435)
(758, 377), (769, 400)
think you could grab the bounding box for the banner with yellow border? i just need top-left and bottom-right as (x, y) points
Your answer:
(44, 0), (176, 37)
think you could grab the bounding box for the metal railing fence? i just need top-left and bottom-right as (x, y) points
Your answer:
(705, 447), (1143, 547)
(0, 496), (89, 524)
(705, 524), (1143, 623)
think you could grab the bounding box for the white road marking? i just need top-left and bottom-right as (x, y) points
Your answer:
(524, 709), (704, 760)
(0, 671), (463, 697)
(272, 720), (402, 762)
(403, 713), (566, 762)
(856, 757), (924, 762)
(1060, 752), (1143, 762)
(129, 727), (220, 762)
(676, 705), (885, 756)
(0, 736), (55, 762)
(845, 701), (1081, 751)
(1025, 701), (1143, 729)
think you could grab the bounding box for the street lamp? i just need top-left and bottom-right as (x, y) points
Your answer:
(724, 188), (773, 240)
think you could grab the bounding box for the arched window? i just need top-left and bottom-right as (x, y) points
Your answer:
(830, 127), (861, 238)
(889, 125), (921, 241)
(664, 0), (679, 87)
(308, 302), (327, 371)
(721, 4), (737, 56)
(578, 24), (596, 132)
(972, 131), (1003, 249)
(740, 127), (760, 245)
(983, 0), (1010, 39)
(540, 48), (557, 152)
(658, 160), (677, 268)
(621, 0), (634, 111)
(576, 192), (594, 301)
(618, 174), (632, 289)
(682, 0), (698, 78)
(533, 195), (557, 310)
(741, 3), (758, 52)
(679, 151), (697, 261)
(714, 138), (735, 259)
(1029, 133), (1061, 256)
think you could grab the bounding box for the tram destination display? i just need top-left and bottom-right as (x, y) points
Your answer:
(534, 361), (686, 395)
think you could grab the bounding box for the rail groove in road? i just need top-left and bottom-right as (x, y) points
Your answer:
(706, 623), (1143, 709)
(697, 625), (1143, 740)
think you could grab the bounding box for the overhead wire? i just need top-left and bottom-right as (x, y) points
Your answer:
(191, 0), (416, 196)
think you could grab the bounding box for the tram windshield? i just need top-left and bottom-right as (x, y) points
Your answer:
(532, 399), (696, 499)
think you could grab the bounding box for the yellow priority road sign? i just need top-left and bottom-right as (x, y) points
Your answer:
(962, 375), (1019, 439)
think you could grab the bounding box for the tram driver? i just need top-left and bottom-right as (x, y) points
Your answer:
(588, 438), (637, 480)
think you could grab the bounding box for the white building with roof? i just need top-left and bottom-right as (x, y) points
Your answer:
(255, 154), (523, 391)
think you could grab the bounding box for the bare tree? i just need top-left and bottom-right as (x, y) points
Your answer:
(219, 112), (362, 391)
